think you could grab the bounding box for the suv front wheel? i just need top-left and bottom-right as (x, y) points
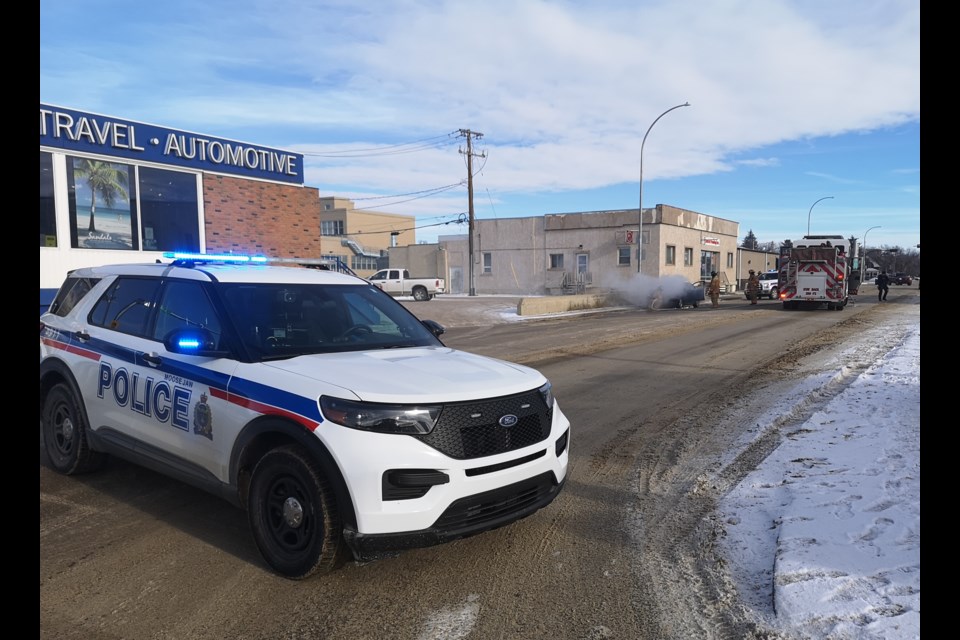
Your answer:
(41, 383), (105, 475)
(248, 444), (345, 579)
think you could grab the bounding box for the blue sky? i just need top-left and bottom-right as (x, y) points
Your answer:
(40, 0), (920, 251)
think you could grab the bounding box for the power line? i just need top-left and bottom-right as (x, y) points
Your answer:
(338, 213), (468, 237)
(303, 132), (459, 158)
(349, 183), (464, 201)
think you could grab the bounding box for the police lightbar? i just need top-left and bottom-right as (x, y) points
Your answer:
(162, 252), (268, 264)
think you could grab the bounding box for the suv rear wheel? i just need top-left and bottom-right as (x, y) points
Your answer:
(248, 444), (345, 579)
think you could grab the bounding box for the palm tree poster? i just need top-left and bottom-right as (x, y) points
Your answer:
(72, 158), (134, 249)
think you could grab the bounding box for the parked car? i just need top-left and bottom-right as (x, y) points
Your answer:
(648, 280), (705, 309)
(891, 273), (913, 286)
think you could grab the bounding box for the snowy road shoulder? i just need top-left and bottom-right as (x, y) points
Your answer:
(715, 308), (920, 639)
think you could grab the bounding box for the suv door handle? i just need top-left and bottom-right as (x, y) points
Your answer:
(142, 353), (162, 367)
(76, 330), (90, 342)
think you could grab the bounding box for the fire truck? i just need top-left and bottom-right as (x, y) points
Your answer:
(777, 235), (860, 310)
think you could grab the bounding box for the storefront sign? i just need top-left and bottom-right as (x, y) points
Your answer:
(39, 104), (303, 185)
(702, 237), (720, 246)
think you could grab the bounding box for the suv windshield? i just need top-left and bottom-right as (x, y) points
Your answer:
(218, 283), (440, 360)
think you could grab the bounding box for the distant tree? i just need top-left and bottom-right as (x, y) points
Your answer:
(863, 245), (921, 277)
(741, 230), (759, 249)
(757, 241), (779, 253)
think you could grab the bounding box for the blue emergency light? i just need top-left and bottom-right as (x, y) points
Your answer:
(176, 337), (203, 351)
(162, 252), (268, 264)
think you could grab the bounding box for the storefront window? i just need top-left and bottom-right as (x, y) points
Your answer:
(67, 157), (138, 250)
(40, 152), (57, 247)
(138, 166), (200, 252)
(64, 157), (201, 253)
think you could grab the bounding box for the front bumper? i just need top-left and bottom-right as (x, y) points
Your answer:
(316, 400), (570, 557)
(343, 471), (566, 561)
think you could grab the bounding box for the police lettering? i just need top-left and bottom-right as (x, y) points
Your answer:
(98, 362), (191, 431)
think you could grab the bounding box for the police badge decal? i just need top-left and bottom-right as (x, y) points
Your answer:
(193, 392), (213, 440)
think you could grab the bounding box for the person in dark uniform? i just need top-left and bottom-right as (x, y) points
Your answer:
(876, 271), (890, 301)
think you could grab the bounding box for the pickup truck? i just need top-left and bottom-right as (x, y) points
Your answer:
(744, 269), (780, 300)
(369, 268), (445, 301)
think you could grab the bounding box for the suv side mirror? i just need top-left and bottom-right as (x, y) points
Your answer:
(420, 319), (445, 338)
(164, 328), (230, 357)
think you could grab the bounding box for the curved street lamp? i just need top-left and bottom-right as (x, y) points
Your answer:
(861, 225), (881, 283)
(806, 196), (834, 237)
(638, 102), (690, 273)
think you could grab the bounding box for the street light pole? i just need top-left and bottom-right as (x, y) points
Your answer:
(861, 225), (881, 284)
(806, 196), (834, 237)
(638, 102), (690, 273)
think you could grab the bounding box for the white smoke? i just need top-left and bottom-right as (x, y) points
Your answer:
(602, 273), (700, 307)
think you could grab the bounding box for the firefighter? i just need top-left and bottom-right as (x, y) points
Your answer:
(707, 271), (722, 308)
(746, 269), (761, 305)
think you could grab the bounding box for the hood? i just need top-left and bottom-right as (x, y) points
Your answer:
(262, 346), (545, 404)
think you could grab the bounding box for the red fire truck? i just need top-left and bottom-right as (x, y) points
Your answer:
(778, 235), (859, 310)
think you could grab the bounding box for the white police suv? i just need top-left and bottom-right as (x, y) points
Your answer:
(39, 253), (570, 579)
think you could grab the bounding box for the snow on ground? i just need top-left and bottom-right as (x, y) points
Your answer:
(717, 318), (920, 639)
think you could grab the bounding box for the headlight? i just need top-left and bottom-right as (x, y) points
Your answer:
(539, 382), (554, 410)
(320, 396), (442, 435)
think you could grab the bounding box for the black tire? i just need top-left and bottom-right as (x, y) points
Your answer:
(412, 286), (430, 302)
(248, 445), (344, 579)
(41, 383), (105, 475)
(769, 287), (778, 300)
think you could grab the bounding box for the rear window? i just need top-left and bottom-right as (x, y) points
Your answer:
(89, 277), (162, 337)
(48, 276), (101, 317)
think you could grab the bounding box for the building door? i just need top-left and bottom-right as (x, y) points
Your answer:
(577, 253), (588, 275)
(700, 251), (719, 280)
(449, 266), (463, 295)
(575, 253), (590, 291)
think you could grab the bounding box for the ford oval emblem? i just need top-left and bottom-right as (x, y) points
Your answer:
(499, 414), (519, 428)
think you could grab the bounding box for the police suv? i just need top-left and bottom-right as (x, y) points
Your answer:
(39, 253), (570, 579)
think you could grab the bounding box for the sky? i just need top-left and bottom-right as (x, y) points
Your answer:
(39, 1), (920, 251)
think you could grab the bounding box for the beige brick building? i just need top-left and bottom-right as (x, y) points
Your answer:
(390, 204), (742, 296)
(318, 197), (415, 278)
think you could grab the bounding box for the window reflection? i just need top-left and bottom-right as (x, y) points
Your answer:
(40, 152), (57, 247)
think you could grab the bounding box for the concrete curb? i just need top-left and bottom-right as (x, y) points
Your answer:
(516, 294), (611, 316)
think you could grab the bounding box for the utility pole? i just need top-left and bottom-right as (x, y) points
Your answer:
(459, 129), (484, 296)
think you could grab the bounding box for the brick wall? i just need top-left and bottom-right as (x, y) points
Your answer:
(202, 174), (323, 258)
